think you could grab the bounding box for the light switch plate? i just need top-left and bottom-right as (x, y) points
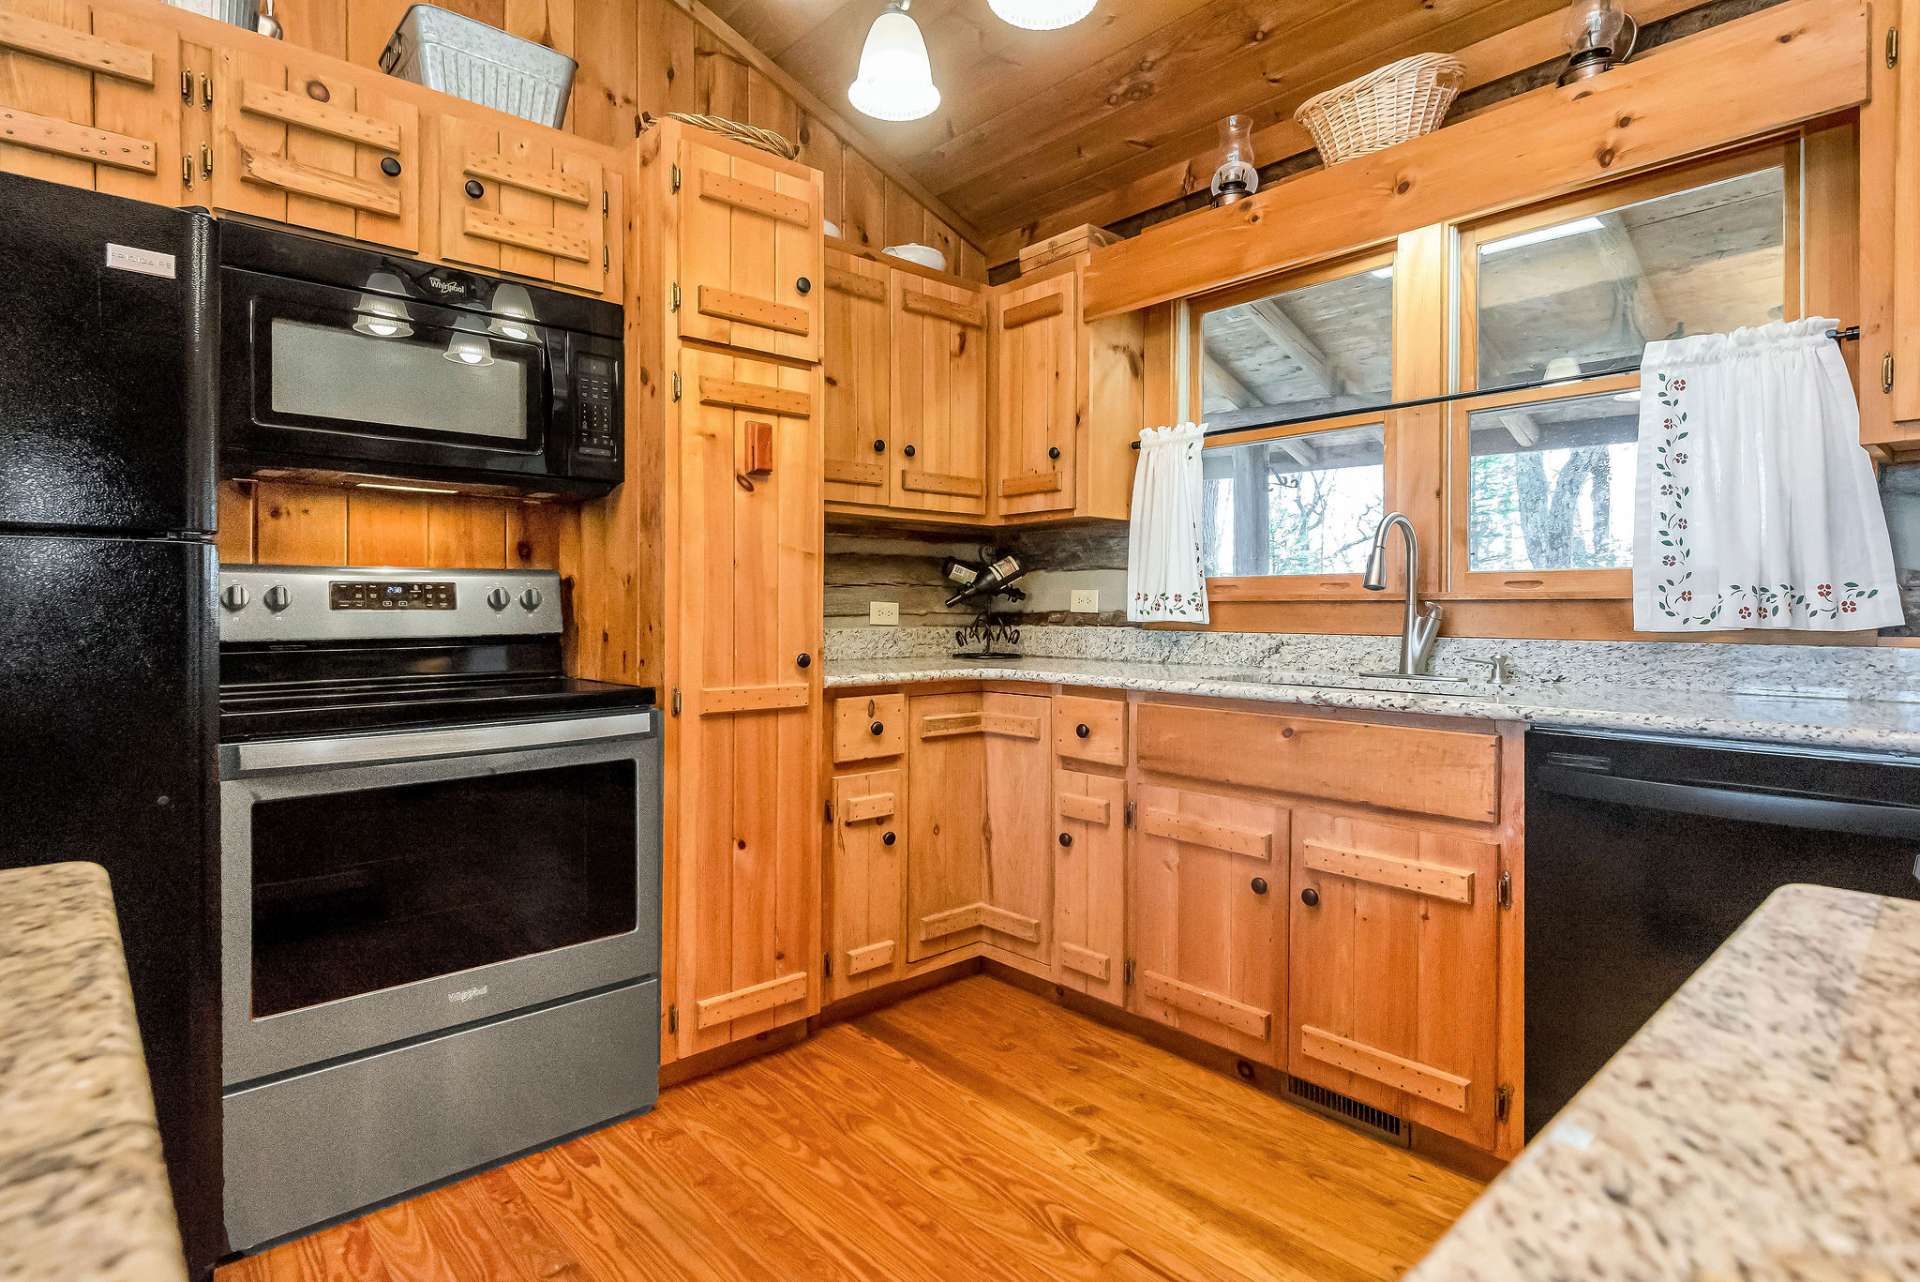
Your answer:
(869, 601), (900, 626)
(1070, 589), (1100, 613)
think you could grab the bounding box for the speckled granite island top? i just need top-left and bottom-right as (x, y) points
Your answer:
(825, 656), (1920, 754)
(1407, 885), (1920, 1282)
(0, 863), (186, 1282)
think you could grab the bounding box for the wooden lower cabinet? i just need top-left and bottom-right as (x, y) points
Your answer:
(1052, 769), (1125, 1005)
(979, 693), (1051, 968)
(827, 767), (905, 1002)
(1288, 810), (1503, 1150)
(1129, 782), (1287, 1066)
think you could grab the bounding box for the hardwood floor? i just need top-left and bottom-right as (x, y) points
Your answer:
(218, 976), (1483, 1282)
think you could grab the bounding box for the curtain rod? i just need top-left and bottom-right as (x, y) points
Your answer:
(1132, 326), (1863, 449)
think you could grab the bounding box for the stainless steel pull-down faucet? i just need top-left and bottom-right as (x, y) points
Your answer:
(1360, 511), (1456, 680)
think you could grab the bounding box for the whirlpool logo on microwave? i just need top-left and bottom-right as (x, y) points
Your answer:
(447, 984), (490, 1004)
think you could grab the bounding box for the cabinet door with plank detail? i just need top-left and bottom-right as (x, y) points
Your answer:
(979, 692), (1051, 967)
(892, 272), (987, 516)
(1289, 810), (1501, 1148)
(827, 767), (905, 1002)
(676, 133), (821, 364)
(672, 346), (821, 1054)
(0, 0), (182, 203)
(437, 115), (612, 295)
(904, 692), (987, 963)
(822, 248), (891, 507)
(211, 45), (417, 250)
(1130, 782), (1286, 1065)
(992, 268), (1078, 516)
(1053, 769), (1125, 1006)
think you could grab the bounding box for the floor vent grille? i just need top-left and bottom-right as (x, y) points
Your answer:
(1286, 1076), (1410, 1146)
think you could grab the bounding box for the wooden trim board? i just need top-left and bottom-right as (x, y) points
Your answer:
(1139, 809), (1274, 861)
(1300, 1026), (1472, 1113)
(1302, 840), (1475, 905)
(1140, 970), (1271, 1041)
(695, 971), (809, 1029)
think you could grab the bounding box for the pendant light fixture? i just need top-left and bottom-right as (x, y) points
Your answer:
(849, 1), (940, 122)
(988, 0), (1097, 31)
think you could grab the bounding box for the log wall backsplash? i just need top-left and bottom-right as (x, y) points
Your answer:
(825, 523), (1130, 629)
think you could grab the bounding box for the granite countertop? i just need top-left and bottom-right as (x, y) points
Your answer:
(0, 863), (187, 1282)
(825, 655), (1920, 754)
(1405, 885), (1920, 1281)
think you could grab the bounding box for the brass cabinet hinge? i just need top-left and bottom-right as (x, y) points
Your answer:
(1123, 958), (1135, 986)
(1124, 799), (1135, 828)
(602, 245), (609, 272)
(1495, 1084), (1513, 1122)
(670, 281), (681, 312)
(602, 190), (609, 215)
(824, 799), (834, 823)
(823, 951), (833, 980)
(182, 155), (193, 189)
(1889, 25), (1900, 67)
(667, 1004), (678, 1034)
(670, 163), (682, 193)
(1498, 869), (1513, 909)
(671, 687), (682, 716)
(1886, 353), (1897, 394)
(200, 73), (212, 109)
(180, 70), (192, 102)
(200, 144), (213, 179)
(671, 370), (682, 401)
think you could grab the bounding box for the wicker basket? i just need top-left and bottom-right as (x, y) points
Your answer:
(639, 111), (800, 161)
(1293, 53), (1465, 166)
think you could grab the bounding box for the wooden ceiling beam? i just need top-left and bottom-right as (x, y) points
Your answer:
(978, 0), (1702, 265)
(676, 0), (988, 249)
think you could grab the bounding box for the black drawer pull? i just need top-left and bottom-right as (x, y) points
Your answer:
(1300, 887), (1319, 907)
(872, 438), (886, 453)
(796, 276), (813, 294)
(902, 444), (916, 458)
(381, 156), (402, 177)
(1075, 723), (1090, 738)
(1251, 877), (1269, 895)
(1058, 832), (1073, 848)
(795, 652), (811, 669)
(1048, 446), (1062, 460)
(882, 831), (896, 847)
(869, 720), (885, 736)
(464, 178), (484, 199)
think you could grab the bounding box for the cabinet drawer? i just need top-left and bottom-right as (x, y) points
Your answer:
(1133, 702), (1500, 823)
(833, 693), (907, 763)
(1054, 694), (1125, 766)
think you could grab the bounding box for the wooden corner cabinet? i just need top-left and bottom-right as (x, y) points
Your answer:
(1, 0), (625, 303)
(821, 240), (1143, 527)
(823, 681), (1528, 1160)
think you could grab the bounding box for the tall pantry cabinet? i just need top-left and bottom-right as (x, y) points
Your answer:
(576, 120), (824, 1065)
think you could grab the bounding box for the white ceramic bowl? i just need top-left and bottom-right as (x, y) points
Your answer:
(882, 242), (948, 273)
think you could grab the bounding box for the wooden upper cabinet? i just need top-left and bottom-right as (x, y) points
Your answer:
(893, 272), (988, 517)
(0, 0), (182, 203)
(1289, 810), (1502, 1149)
(1053, 769), (1125, 1006)
(992, 268), (1079, 517)
(437, 115), (615, 295)
(823, 248), (892, 506)
(1130, 782), (1287, 1066)
(677, 135), (822, 364)
(210, 45), (418, 250)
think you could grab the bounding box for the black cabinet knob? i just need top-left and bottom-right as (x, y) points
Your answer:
(796, 276), (813, 295)
(464, 179), (484, 199)
(869, 720), (885, 736)
(902, 444), (916, 458)
(1058, 832), (1073, 848)
(1048, 446), (1062, 460)
(882, 831), (896, 847)
(1075, 723), (1090, 738)
(796, 652), (812, 669)
(872, 438), (886, 453)
(1251, 877), (1269, 895)
(381, 156), (402, 177)
(1300, 887), (1320, 907)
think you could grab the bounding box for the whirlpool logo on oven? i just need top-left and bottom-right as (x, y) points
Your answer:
(447, 985), (491, 1004)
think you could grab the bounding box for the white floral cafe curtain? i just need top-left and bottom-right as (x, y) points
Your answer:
(1633, 318), (1902, 632)
(1128, 424), (1210, 624)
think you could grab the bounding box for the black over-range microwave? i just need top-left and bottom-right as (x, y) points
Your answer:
(218, 222), (622, 498)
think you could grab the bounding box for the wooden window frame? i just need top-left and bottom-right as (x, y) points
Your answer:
(1444, 142), (1803, 601)
(1187, 247), (1410, 603)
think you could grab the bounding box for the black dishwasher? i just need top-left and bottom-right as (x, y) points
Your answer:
(1524, 728), (1920, 1138)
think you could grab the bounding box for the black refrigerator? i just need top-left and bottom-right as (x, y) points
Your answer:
(0, 173), (222, 1276)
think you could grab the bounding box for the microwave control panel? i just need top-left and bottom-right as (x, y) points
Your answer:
(575, 354), (618, 458)
(329, 581), (456, 610)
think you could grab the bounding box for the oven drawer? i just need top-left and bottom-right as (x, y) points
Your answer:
(223, 978), (658, 1250)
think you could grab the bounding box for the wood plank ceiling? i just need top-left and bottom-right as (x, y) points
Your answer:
(700, 0), (1572, 246)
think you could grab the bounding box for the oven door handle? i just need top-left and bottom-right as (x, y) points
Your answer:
(230, 711), (658, 775)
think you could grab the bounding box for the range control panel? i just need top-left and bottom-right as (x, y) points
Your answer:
(330, 580), (456, 610)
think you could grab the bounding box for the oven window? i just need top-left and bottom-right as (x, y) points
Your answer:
(269, 316), (535, 441)
(248, 761), (637, 1017)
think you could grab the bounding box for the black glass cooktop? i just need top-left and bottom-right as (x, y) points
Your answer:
(219, 638), (655, 742)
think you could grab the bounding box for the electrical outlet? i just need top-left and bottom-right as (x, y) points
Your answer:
(869, 601), (900, 626)
(1070, 589), (1100, 614)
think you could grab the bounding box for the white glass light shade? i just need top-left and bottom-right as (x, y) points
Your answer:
(1564, 0), (1630, 52)
(444, 326), (495, 367)
(487, 282), (537, 341)
(848, 4), (940, 122)
(351, 271), (413, 339)
(988, 0), (1096, 30)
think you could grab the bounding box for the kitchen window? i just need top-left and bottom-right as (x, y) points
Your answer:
(1192, 252), (1398, 597)
(1449, 145), (1799, 596)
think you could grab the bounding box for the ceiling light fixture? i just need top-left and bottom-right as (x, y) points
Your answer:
(988, 0), (1097, 31)
(849, 1), (940, 123)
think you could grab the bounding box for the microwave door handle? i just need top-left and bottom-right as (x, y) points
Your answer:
(1534, 766), (1920, 840)
(230, 711), (658, 775)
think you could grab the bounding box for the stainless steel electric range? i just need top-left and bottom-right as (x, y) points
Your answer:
(215, 565), (660, 1251)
